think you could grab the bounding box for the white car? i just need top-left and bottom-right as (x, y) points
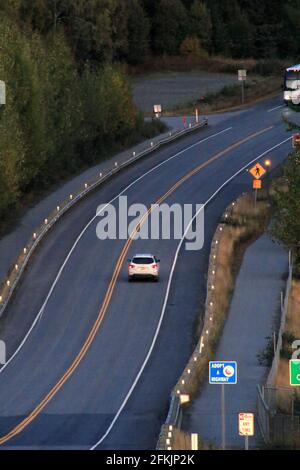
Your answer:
(128, 254), (160, 282)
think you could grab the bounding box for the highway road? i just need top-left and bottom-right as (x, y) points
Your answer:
(0, 97), (292, 449)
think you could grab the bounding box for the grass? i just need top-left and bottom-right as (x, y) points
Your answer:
(158, 424), (214, 450)
(173, 192), (271, 405)
(132, 71), (237, 114)
(164, 76), (281, 115)
(257, 335), (276, 367)
(273, 281), (300, 449)
(164, 192), (271, 451)
(124, 55), (290, 77)
(131, 54), (285, 116)
(276, 280), (300, 391)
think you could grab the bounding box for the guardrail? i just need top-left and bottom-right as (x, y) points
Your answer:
(156, 195), (243, 450)
(0, 119), (208, 319)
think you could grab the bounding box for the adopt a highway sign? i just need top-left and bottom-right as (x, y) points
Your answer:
(209, 361), (238, 384)
(290, 360), (300, 386)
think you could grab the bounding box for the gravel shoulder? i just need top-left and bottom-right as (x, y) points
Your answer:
(132, 72), (237, 113)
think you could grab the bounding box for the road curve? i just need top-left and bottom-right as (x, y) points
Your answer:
(0, 97), (291, 449)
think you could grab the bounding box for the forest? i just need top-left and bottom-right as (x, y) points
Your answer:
(10, 0), (300, 64)
(0, 0), (299, 225)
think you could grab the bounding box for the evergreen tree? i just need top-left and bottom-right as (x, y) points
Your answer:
(279, 0), (300, 58)
(152, 0), (189, 55)
(272, 151), (300, 266)
(190, 1), (212, 53)
(127, 0), (150, 64)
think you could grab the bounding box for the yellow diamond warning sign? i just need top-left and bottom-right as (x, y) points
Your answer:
(249, 163), (266, 180)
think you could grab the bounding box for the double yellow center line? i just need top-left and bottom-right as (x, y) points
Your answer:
(0, 125), (273, 445)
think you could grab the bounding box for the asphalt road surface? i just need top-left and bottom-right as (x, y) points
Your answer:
(0, 97), (292, 449)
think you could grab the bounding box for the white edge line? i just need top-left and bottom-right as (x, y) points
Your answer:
(0, 126), (232, 374)
(268, 104), (285, 113)
(89, 134), (292, 450)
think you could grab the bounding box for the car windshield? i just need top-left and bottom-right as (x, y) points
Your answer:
(285, 71), (300, 89)
(286, 71), (300, 80)
(132, 257), (154, 264)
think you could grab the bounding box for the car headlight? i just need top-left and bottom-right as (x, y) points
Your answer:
(284, 91), (291, 100)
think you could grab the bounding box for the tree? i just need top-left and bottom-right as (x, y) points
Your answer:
(226, 6), (254, 58)
(152, 0), (189, 55)
(208, 0), (231, 56)
(271, 151), (300, 271)
(190, 1), (212, 53)
(279, 1), (300, 58)
(127, 0), (150, 64)
(180, 36), (208, 58)
(238, 0), (282, 57)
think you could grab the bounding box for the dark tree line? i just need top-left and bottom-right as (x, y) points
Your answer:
(5, 0), (300, 64)
(0, 2), (161, 224)
(0, 0), (299, 224)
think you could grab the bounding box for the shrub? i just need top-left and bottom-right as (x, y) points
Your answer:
(180, 37), (208, 58)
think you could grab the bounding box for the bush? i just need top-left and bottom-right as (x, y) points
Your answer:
(180, 37), (208, 58)
(0, 14), (150, 227)
(252, 59), (288, 76)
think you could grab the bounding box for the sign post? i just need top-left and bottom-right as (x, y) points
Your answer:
(292, 134), (300, 149)
(209, 361), (238, 450)
(290, 360), (300, 386)
(249, 163), (266, 210)
(238, 70), (247, 104)
(221, 383), (226, 450)
(252, 179), (262, 210)
(239, 413), (254, 450)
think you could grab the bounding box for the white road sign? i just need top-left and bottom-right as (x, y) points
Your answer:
(238, 70), (247, 81)
(239, 413), (254, 436)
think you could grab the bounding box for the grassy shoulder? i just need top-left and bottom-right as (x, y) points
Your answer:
(164, 76), (281, 116)
(126, 55), (290, 77)
(260, 149), (300, 449)
(130, 55), (285, 116)
(159, 424), (213, 450)
(174, 192), (271, 404)
(276, 279), (300, 392)
(160, 192), (271, 451)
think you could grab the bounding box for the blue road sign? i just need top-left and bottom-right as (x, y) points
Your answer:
(209, 361), (238, 384)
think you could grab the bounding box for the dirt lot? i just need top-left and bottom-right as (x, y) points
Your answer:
(132, 71), (237, 113)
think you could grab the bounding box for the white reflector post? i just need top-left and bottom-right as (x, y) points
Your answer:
(191, 433), (198, 450)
